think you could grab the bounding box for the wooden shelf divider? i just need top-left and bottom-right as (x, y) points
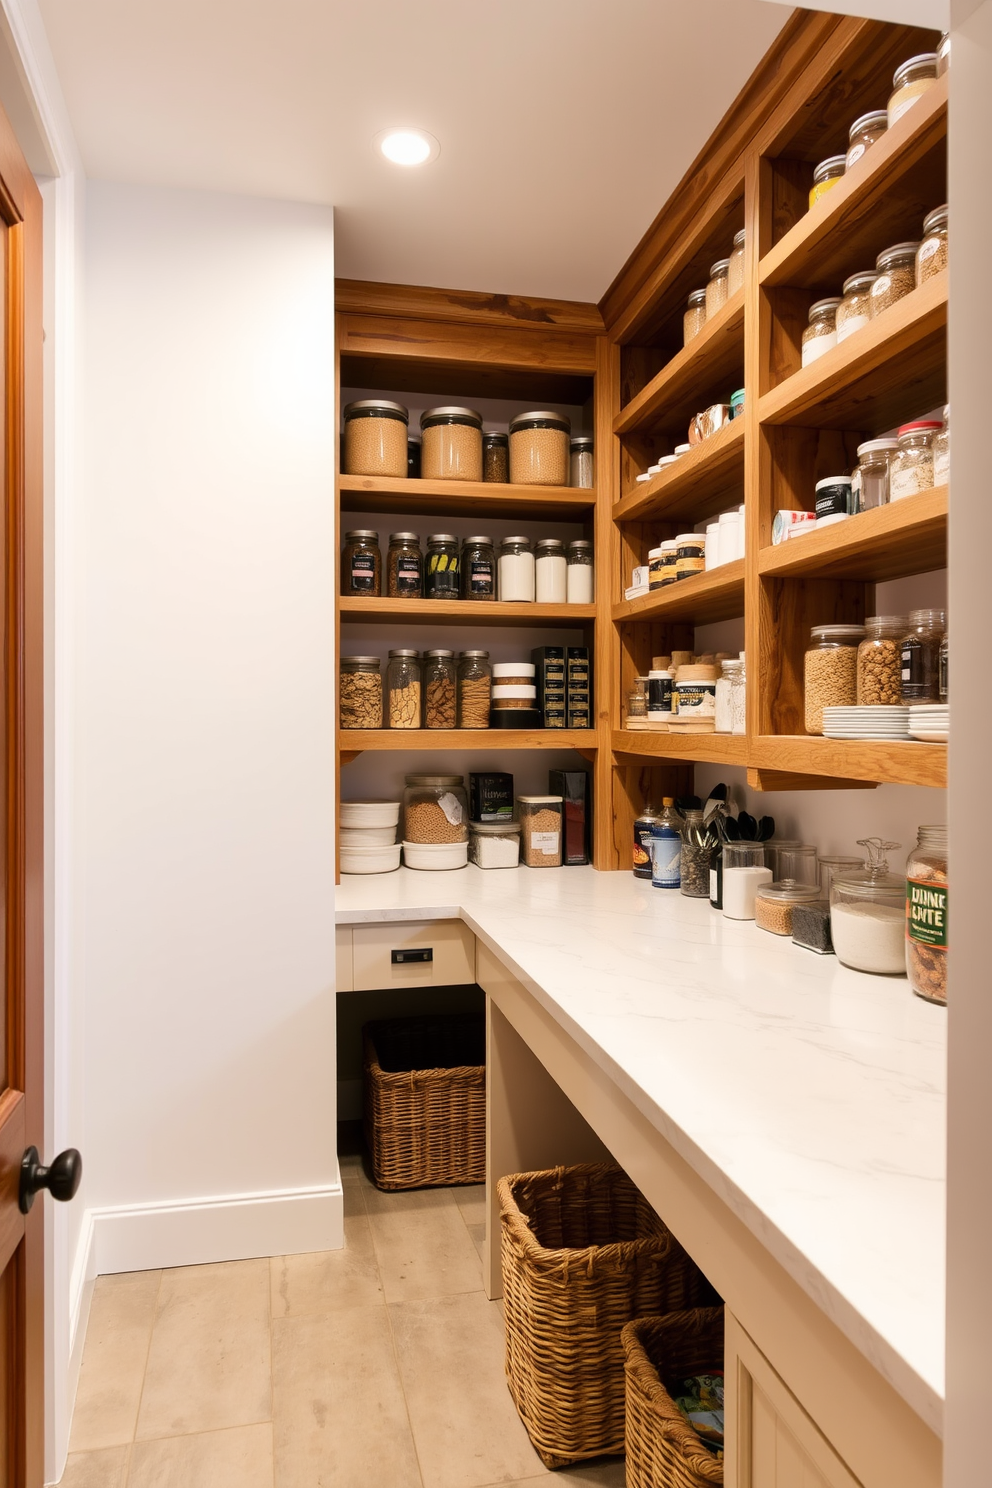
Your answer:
(614, 420), (744, 524)
(749, 736), (947, 789)
(339, 473), (596, 519)
(758, 488), (947, 582)
(614, 291), (745, 438)
(612, 730), (749, 766)
(341, 729), (598, 755)
(340, 596), (596, 627)
(612, 561), (745, 626)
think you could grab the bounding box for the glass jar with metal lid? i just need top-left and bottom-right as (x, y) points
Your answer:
(341, 530), (381, 596)
(498, 536), (535, 602)
(852, 439), (899, 511)
(460, 536), (496, 600)
(424, 534), (460, 598)
(340, 656), (382, 729)
(508, 411), (570, 486)
(890, 421), (942, 500)
(683, 289), (707, 346)
(809, 156), (845, 208)
(482, 430), (509, 484)
(804, 624), (865, 734)
(906, 825), (948, 1003)
(423, 650), (456, 729)
(937, 31), (950, 76)
(755, 880), (822, 936)
(675, 533), (706, 581)
(728, 229), (746, 297)
(857, 616), (907, 705)
(900, 609), (946, 701)
(836, 271), (876, 342)
(705, 259), (730, 318)
(566, 540), (594, 603)
(342, 399), (408, 477)
(403, 774), (469, 844)
(386, 532), (423, 598)
(801, 298), (842, 367)
(386, 650), (422, 729)
(888, 53), (938, 126)
(535, 539), (567, 603)
(917, 205), (948, 285)
(933, 405), (949, 486)
(870, 242), (920, 317)
(570, 435), (594, 489)
(845, 110), (888, 169)
(420, 406), (483, 481)
(830, 839), (906, 974)
(457, 651), (492, 729)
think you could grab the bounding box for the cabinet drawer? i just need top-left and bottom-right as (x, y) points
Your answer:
(351, 919), (475, 990)
(335, 927), (354, 992)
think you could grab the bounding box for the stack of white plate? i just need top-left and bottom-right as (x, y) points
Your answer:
(340, 800), (402, 874)
(908, 703), (949, 743)
(822, 705), (911, 741)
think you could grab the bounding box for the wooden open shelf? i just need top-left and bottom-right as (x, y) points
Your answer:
(614, 290), (745, 438)
(341, 729), (598, 756)
(613, 561), (745, 626)
(339, 473), (596, 520)
(758, 487), (947, 581)
(613, 420), (744, 524)
(612, 730), (748, 766)
(339, 596), (595, 627)
(749, 736), (946, 789)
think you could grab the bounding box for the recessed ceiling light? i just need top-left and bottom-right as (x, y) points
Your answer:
(374, 128), (440, 167)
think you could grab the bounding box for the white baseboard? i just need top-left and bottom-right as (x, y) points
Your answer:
(338, 1078), (363, 1122)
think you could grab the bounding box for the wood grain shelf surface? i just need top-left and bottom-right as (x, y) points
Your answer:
(749, 735), (946, 788)
(759, 77), (948, 290)
(339, 474), (596, 519)
(339, 729), (598, 754)
(614, 291), (745, 438)
(611, 730), (749, 765)
(758, 487), (947, 581)
(613, 419), (744, 525)
(612, 560), (745, 625)
(339, 596), (595, 627)
(758, 271), (947, 432)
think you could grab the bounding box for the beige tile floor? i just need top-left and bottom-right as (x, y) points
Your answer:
(60, 1134), (626, 1488)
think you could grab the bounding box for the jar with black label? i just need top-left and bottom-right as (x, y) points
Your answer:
(341, 530), (381, 596)
(647, 669), (674, 721)
(482, 431), (509, 484)
(900, 609), (946, 701)
(425, 534), (460, 599)
(814, 476), (852, 526)
(460, 536), (496, 600)
(674, 664), (717, 720)
(386, 532), (423, 598)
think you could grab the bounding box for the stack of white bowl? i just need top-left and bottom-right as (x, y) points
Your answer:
(339, 800), (402, 874)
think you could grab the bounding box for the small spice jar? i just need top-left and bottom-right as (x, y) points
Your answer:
(905, 825), (948, 1004)
(460, 535), (496, 600)
(570, 435), (594, 489)
(836, 271), (876, 342)
(933, 405), (949, 486)
(508, 411), (570, 486)
(518, 796), (563, 867)
(937, 31), (950, 76)
(852, 439), (899, 511)
(498, 536), (536, 602)
(341, 529), (382, 596)
(482, 430), (509, 484)
(403, 774), (469, 844)
(890, 421), (942, 500)
(386, 532), (423, 598)
(845, 110), (888, 169)
(535, 538), (568, 603)
(705, 259), (730, 318)
(888, 53), (938, 127)
(627, 678), (648, 720)
(457, 650), (492, 728)
(387, 650), (422, 729)
(722, 842), (772, 921)
(809, 156), (846, 208)
(423, 649), (457, 729)
(424, 533), (460, 598)
(420, 407), (483, 481)
(857, 616), (907, 705)
(728, 229), (746, 297)
(469, 820), (521, 869)
(900, 608), (946, 702)
(801, 298), (842, 368)
(755, 880), (822, 936)
(566, 540), (594, 603)
(870, 241), (920, 317)
(804, 624), (865, 734)
(340, 656), (383, 729)
(683, 289), (707, 346)
(830, 839), (906, 975)
(916, 205), (948, 285)
(675, 532), (706, 580)
(342, 399), (408, 477)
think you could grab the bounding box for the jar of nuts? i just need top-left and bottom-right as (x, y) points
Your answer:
(423, 649), (456, 729)
(340, 656), (383, 729)
(509, 411), (571, 486)
(343, 400), (408, 477)
(387, 649), (422, 729)
(517, 795), (563, 867)
(457, 650), (492, 729)
(917, 205), (948, 285)
(403, 774), (469, 844)
(420, 407), (483, 481)
(905, 824), (948, 1004)
(804, 624), (865, 734)
(870, 242), (920, 317)
(890, 421), (942, 500)
(858, 616), (907, 705)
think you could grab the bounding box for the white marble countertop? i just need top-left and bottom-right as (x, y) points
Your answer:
(335, 864), (946, 1434)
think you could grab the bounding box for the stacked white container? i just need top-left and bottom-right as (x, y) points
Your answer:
(339, 800), (402, 874)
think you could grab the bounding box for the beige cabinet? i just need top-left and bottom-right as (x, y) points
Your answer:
(348, 918), (475, 991)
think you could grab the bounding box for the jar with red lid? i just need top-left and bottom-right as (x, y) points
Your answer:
(890, 421), (943, 500)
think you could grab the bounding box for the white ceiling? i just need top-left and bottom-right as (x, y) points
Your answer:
(36, 0), (790, 303)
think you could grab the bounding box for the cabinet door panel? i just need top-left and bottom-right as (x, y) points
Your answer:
(351, 919), (475, 990)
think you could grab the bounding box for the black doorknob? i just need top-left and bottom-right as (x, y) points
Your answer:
(19, 1146), (82, 1214)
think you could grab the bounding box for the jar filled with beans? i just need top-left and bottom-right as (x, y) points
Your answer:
(804, 624), (865, 734)
(423, 649), (457, 729)
(836, 272), (876, 342)
(845, 110), (888, 169)
(482, 430), (509, 483)
(857, 616), (907, 704)
(705, 258), (730, 318)
(387, 649), (422, 729)
(728, 229), (746, 297)
(343, 400), (408, 477)
(386, 532), (423, 598)
(457, 650), (491, 729)
(870, 242), (919, 317)
(420, 406), (483, 481)
(340, 656), (383, 729)
(509, 411), (570, 486)
(888, 53), (938, 127)
(460, 536), (496, 600)
(683, 289), (707, 346)
(403, 774), (469, 844)
(425, 534), (460, 598)
(901, 609), (946, 701)
(890, 421), (942, 500)
(917, 205), (948, 284)
(801, 298), (842, 368)
(755, 880), (822, 936)
(341, 530), (381, 596)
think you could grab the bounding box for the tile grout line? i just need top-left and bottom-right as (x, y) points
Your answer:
(124, 1268), (166, 1482)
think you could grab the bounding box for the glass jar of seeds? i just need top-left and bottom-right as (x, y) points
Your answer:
(728, 229), (746, 297)
(852, 439), (899, 511)
(801, 298), (842, 367)
(809, 156), (846, 208)
(890, 421), (942, 500)
(341, 530), (381, 596)
(679, 810), (711, 898)
(755, 880), (822, 936)
(425, 534), (460, 598)
(457, 651), (492, 728)
(857, 616), (907, 705)
(460, 536), (496, 600)
(340, 656), (383, 729)
(836, 271), (877, 342)
(683, 289), (707, 346)
(387, 650), (422, 729)
(508, 411), (571, 486)
(482, 430), (509, 483)
(420, 406), (483, 481)
(845, 110), (888, 169)
(342, 399), (409, 477)
(403, 774), (469, 844)
(518, 796), (563, 867)
(888, 53), (938, 127)
(917, 205), (948, 285)
(900, 609), (946, 701)
(570, 435), (594, 489)
(705, 258), (731, 318)
(870, 242), (920, 317)
(933, 405), (949, 486)
(386, 532), (423, 598)
(804, 624), (865, 734)
(423, 650), (457, 729)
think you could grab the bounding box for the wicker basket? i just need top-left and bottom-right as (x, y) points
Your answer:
(363, 1014), (485, 1190)
(498, 1163), (712, 1470)
(623, 1310), (725, 1488)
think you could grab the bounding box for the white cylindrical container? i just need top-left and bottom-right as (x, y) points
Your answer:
(717, 511), (739, 566)
(340, 843), (403, 875)
(705, 521), (721, 569)
(723, 865), (773, 919)
(535, 539), (567, 602)
(737, 505), (747, 560)
(402, 839), (469, 871)
(498, 537), (536, 601)
(566, 540), (594, 603)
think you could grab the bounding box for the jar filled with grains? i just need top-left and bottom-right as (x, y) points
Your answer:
(755, 880), (823, 936)
(460, 536), (496, 600)
(509, 412), (571, 486)
(870, 242), (920, 317)
(457, 651), (492, 728)
(498, 536), (536, 602)
(570, 435), (594, 489)
(888, 53), (938, 127)
(852, 439), (900, 511)
(518, 796), (563, 867)
(916, 205), (948, 285)
(906, 825), (948, 1003)
(423, 650), (457, 729)
(482, 430), (509, 484)
(858, 616), (907, 705)
(830, 839), (906, 975)
(567, 540), (594, 603)
(728, 229), (746, 297)
(386, 532), (423, 598)
(403, 774), (469, 844)
(425, 534), (460, 598)
(705, 259), (731, 318)
(900, 609), (946, 701)
(933, 405), (949, 486)
(890, 421), (942, 500)
(801, 298), (842, 367)
(340, 656), (383, 729)
(809, 156), (846, 208)
(804, 624), (865, 734)
(420, 407), (483, 481)
(684, 289), (707, 346)
(341, 530), (381, 596)
(845, 110), (888, 169)
(836, 272), (876, 341)
(387, 649), (422, 729)
(343, 400), (408, 477)
(535, 538), (568, 603)
(469, 820), (521, 869)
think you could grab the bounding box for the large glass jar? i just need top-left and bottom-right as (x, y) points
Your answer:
(498, 536), (536, 602)
(905, 825), (948, 1003)
(830, 839), (906, 974)
(403, 774), (469, 844)
(341, 529), (381, 596)
(482, 430), (509, 483)
(890, 421), (942, 500)
(888, 53), (938, 127)
(705, 258), (730, 318)
(774, 844), (819, 885)
(836, 272), (876, 342)
(387, 649), (421, 729)
(917, 205), (948, 285)
(423, 649), (456, 729)
(424, 533), (460, 598)
(457, 650), (491, 728)
(933, 405), (949, 486)
(340, 656), (382, 729)
(852, 438), (899, 511)
(755, 880), (822, 936)
(937, 31), (950, 76)
(420, 406), (483, 481)
(386, 532), (423, 598)
(722, 842), (772, 920)
(804, 624), (865, 734)
(809, 155), (846, 208)
(683, 289), (707, 346)
(857, 616), (906, 705)
(570, 435), (594, 489)
(679, 810), (711, 898)
(566, 540), (594, 603)
(801, 298), (841, 367)
(900, 608), (946, 701)
(535, 539), (567, 603)
(846, 110), (888, 169)
(518, 796), (563, 868)
(870, 241), (919, 317)
(728, 229), (746, 297)
(460, 535), (496, 600)
(343, 400), (408, 477)
(508, 411), (570, 486)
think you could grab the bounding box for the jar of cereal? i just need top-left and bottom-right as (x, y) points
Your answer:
(517, 796), (563, 867)
(804, 624), (865, 734)
(403, 774), (469, 843)
(857, 616), (907, 705)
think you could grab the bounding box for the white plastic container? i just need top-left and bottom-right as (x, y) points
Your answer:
(340, 843), (402, 875)
(339, 825), (397, 847)
(705, 521), (721, 569)
(722, 865), (773, 919)
(339, 800), (402, 830)
(402, 839), (469, 871)
(717, 511), (739, 566)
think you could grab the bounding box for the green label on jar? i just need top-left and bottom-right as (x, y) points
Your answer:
(907, 878), (948, 950)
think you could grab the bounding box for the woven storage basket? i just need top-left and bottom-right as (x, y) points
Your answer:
(623, 1310), (725, 1488)
(363, 1014), (485, 1190)
(498, 1163), (712, 1470)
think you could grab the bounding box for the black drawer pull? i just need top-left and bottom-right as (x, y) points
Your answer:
(391, 947), (433, 965)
